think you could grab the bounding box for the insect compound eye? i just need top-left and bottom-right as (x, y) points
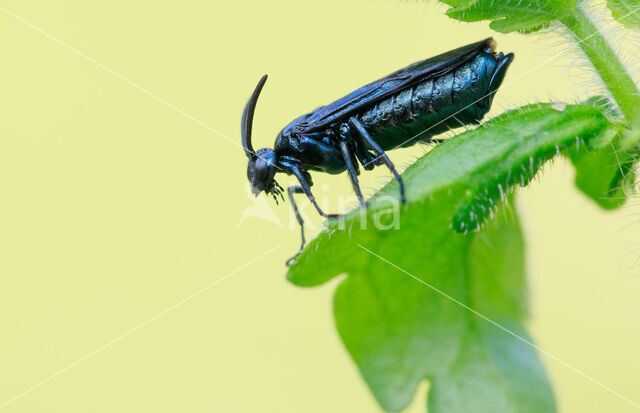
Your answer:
(254, 156), (270, 183)
(252, 148), (277, 191)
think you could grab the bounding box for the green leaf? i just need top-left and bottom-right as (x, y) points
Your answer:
(608, 0), (640, 30)
(440, 0), (576, 33)
(288, 104), (618, 412)
(568, 136), (635, 209)
(567, 97), (637, 209)
(430, 212), (553, 413)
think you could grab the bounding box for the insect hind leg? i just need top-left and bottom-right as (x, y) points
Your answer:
(348, 117), (406, 204)
(350, 133), (377, 170)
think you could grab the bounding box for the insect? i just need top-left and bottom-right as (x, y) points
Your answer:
(241, 38), (513, 263)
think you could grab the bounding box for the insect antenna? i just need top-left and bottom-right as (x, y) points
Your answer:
(241, 74), (268, 159)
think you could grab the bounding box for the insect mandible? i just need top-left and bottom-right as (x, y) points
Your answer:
(241, 38), (514, 264)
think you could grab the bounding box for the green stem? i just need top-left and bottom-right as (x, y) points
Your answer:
(561, 9), (640, 122)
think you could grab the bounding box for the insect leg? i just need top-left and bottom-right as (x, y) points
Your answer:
(291, 165), (340, 219)
(286, 185), (306, 266)
(351, 133), (376, 170)
(348, 117), (406, 204)
(339, 140), (367, 208)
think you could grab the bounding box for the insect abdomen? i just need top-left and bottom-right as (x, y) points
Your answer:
(358, 53), (507, 150)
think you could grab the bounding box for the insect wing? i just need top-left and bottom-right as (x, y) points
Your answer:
(300, 38), (494, 133)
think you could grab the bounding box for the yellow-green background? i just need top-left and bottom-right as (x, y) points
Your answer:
(0, 1), (639, 412)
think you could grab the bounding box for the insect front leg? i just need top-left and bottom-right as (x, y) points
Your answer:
(339, 124), (367, 209)
(286, 185), (306, 266)
(348, 117), (406, 204)
(290, 165), (340, 219)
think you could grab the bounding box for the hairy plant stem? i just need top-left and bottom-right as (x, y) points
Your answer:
(561, 8), (640, 122)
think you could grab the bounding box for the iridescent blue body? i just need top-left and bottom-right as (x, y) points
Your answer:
(269, 39), (512, 176)
(358, 52), (504, 149)
(240, 38), (514, 263)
